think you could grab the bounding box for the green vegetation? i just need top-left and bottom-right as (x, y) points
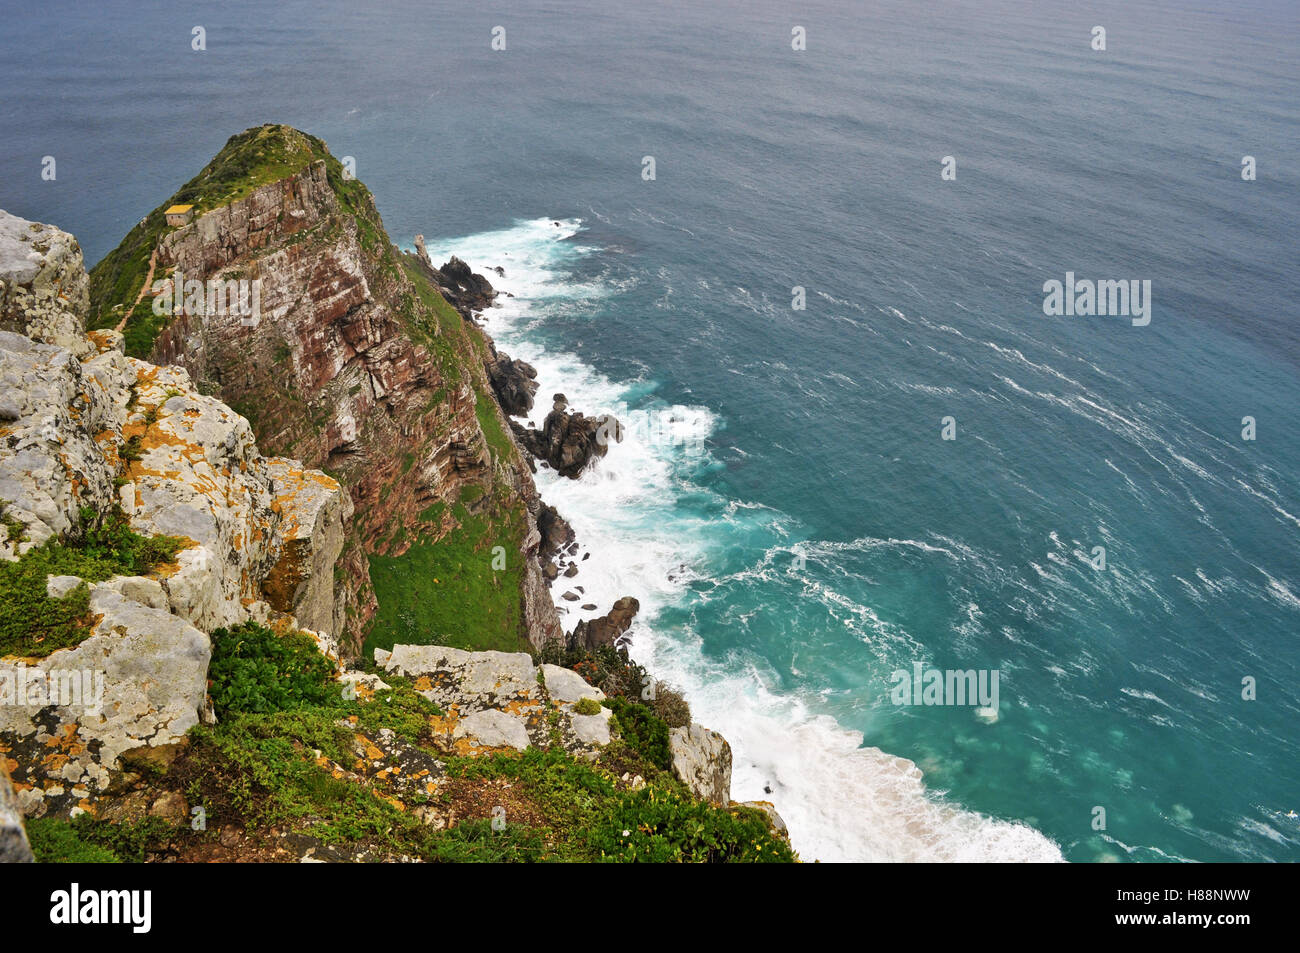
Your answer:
(177, 628), (448, 854)
(27, 817), (122, 863)
(173, 125), (321, 211)
(440, 747), (794, 862)
(24, 608), (791, 864)
(86, 215), (165, 334)
(26, 815), (176, 864)
(590, 787), (796, 863)
(121, 296), (170, 359)
(207, 621), (338, 718)
(475, 391), (515, 463)
(0, 507), (185, 658)
(539, 641), (693, 728)
(365, 500), (527, 657)
(604, 697), (672, 770)
(88, 124), (340, 340)
(1, 502), (26, 545)
(573, 697), (603, 716)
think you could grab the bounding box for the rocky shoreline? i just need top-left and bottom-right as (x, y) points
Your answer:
(0, 124), (791, 862)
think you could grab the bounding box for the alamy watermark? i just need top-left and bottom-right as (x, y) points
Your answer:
(1, 663), (104, 714)
(594, 402), (711, 457)
(890, 663), (1000, 716)
(152, 268), (262, 327)
(1042, 272), (1151, 326)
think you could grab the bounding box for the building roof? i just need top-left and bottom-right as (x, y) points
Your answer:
(164, 204), (194, 215)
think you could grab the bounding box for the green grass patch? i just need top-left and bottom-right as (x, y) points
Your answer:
(26, 815), (176, 863)
(0, 507), (186, 658)
(121, 296), (170, 359)
(604, 697), (672, 771)
(475, 391), (514, 462)
(365, 502), (527, 657)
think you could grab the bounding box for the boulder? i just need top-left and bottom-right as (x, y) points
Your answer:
(0, 586), (210, 816)
(261, 458), (352, 637)
(735, 800), (790, 842)
(536, 503), (574, 559)
(454, 708), (530, 751)
(435, 256), (496, 319)
(0, 211), (92, 359)
(377, 644), (616, 758)
(485, 345), (538, 417)
(669, 723), (733, 806)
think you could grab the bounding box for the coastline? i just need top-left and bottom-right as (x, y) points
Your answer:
(426, 219), (1065, 863)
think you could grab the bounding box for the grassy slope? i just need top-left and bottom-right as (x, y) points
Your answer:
(366, 255), (532, 657)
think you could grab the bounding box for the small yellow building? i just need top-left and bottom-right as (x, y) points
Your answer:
(164, 204), (194, 227)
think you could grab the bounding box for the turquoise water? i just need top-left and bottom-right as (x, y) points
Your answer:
(3, 0), (1297, 861)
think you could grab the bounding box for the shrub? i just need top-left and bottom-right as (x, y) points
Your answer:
(591, 788), (796, 863)
(650, 683), (692, 728)
(207, 621), (337, 717)
(537, 641), (651, 702)
(605, 697), (672, 771)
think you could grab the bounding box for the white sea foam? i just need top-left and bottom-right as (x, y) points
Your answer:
(419, 218), (1064, 863)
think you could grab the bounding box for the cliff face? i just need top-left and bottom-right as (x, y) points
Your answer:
(0, 139), (790, 861)
(0, 209), (349, 817)
(89, 125), (560, 656)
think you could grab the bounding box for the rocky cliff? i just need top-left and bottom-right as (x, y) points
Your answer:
(88, 125), (560, 657)
(0, 127), (791, 862)
(1, 208), (348, 817)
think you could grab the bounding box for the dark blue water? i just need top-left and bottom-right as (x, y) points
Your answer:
(3, 0), (1298, 861)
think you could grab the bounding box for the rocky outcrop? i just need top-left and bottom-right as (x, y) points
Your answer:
(403, 245), (496, 322)
(734, 800), (790, 843)
(261, 458), (353, 637)
(158, 160), (333, 279)
(1, 586), (211, 818)
(0, 324), (347, 635)
(569, 596), (640, 651)
(512, 394), (623, 479)
(669, 723), (732, 805)
(433, 256), (496, 320)
(1, 209), (352, 819)
(536, 503), (573, 558)
(376, 644), (613, 758)
(485, 344), (538, 417)
(0, 211), (92, 360)
(118, 127), (561, 653)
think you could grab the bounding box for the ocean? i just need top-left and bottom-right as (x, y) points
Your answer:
(2, 0), (1297, 862)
